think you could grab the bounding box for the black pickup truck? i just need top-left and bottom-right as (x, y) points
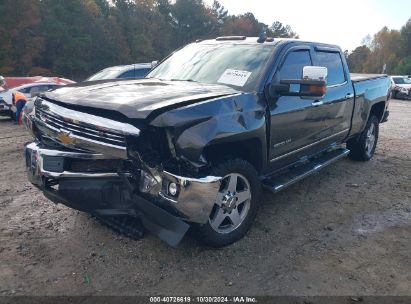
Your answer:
(24, 37), (391, 247)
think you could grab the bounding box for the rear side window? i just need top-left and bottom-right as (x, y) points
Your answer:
(316, 51), (345, 86)
(119, 69), (135, 78)
(279, 50), (312, 80)
(134, 68), (150, 78)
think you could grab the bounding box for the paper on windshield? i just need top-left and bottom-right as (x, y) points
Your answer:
(218, 69), (252, 87)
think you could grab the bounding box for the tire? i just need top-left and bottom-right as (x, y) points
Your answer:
(347, 115), (379, 161)
(196, 159), (261, 247)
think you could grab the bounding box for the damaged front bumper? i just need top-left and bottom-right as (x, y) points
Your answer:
(24, 141), (221, 246)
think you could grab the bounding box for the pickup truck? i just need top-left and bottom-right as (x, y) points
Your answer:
(24, 37), (391, 247)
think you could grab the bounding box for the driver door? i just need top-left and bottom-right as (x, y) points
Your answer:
(268, 47), (329, 170)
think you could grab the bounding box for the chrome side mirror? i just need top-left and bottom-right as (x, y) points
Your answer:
(151, 60), (159, 68)
(303, 66), (328, 81)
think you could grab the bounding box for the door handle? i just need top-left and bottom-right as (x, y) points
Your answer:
(345, 93), (354, 99)
(311, 100), (324, 106)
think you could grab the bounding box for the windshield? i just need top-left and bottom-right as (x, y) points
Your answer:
(148, 43), (274, 91)
(393, 77), (411, 84)
(86, 68), (122, 81)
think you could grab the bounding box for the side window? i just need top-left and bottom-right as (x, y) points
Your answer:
(316, 51), (346, 86)
(279, 50), (312, 79)
(278, 50), (312, 92)
(134, 68), (150, 78)
(119, 69), (135, 78)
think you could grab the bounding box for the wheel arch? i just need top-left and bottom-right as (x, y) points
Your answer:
(203, 138), (264, 174)
(370, 101), (386, 122)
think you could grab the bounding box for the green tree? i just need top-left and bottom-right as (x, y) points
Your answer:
(347, 45), (371, 73)
(0, 0), (43, 75)
(0, 0), (301, 79)
(267, 21), (298, 38)
(172, 0), (218, 45)
(362, 27), (401, 74)
(393, 18), (411, 75)
(220, 13), (263, 36)
(211, 0), (228, 25)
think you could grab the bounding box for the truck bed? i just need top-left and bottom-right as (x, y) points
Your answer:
(350, 73), (387, 82)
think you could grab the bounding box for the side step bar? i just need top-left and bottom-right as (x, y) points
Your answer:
(262, 148), (350, 193)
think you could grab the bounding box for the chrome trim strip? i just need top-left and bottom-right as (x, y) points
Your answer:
(37, 109), (125, 143)
(163, 171), (222, 184)
(25, 142), (120, 186)
(36, 99), (140, 136)
(270, 129), (349, 163)
(44, 171), (119, 178)
(34, 116), (128, 159)
(327, 81), (348, 88)
(28, 143), (109, 160)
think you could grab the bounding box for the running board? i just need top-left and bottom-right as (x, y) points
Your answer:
(262, 148), (350, 193)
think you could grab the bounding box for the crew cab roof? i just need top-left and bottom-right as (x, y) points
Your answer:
(196, 36), (341, 50)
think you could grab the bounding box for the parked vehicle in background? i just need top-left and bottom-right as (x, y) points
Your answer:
(85, 63), (155, 81)
(390, 75), (411, 99)
(0, 76), (6, 93)
(24, 37), (391, 247)
(1, 76), (74, 90)
(0, 82), (67, 119)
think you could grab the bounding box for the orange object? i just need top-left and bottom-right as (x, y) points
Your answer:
(12, 91), (28, 106)
(308, 84), (327, 95)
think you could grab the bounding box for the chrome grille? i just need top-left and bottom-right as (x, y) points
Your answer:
(35, 106), (126, 147)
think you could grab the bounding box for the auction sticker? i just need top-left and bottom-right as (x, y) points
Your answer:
(218, 69), (252, 87)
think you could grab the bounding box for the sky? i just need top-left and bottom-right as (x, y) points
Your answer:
(204, 0), (411, 51)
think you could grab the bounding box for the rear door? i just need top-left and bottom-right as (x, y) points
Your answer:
(312, 47), (354, 141)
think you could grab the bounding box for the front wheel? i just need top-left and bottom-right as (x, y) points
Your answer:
(196, 159), (261, 247)
(347, 115), (379, 161)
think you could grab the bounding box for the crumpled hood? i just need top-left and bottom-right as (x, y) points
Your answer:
(44, 78), (239, 119)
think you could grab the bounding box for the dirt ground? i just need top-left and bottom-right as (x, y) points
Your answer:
(0, 99), (410, 296)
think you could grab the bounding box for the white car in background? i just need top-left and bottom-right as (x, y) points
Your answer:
(85, 63), (155, 81)
(390, 76), (411, 100)
(0, 82), (63, 118)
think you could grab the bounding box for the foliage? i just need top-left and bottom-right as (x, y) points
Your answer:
(267, 21), (298, 38)
(0, 0), (43, 75)
(348, 19), (411, 75)
(0, 0), (299, 80)
(347, 46), (371, 73)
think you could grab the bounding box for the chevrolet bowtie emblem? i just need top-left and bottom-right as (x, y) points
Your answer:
(56, 131), (74, 145)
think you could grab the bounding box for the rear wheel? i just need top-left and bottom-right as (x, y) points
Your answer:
(347, 115), (379, 161)
(196, 159), (260, 247)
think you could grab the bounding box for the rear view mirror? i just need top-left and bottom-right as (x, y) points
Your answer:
(303, 66), (327, 81)
(271, 66), (328, 99)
